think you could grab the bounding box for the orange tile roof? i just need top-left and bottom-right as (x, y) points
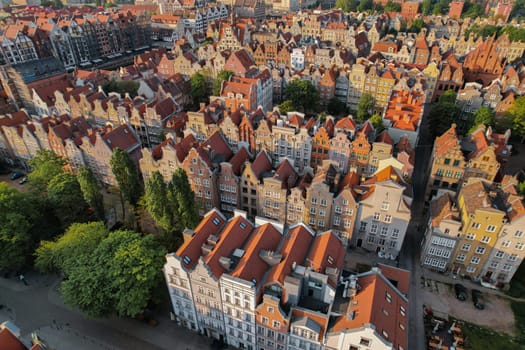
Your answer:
(334, 116), (356, 131)
(204, 216), (254, 278)
(434, 124), (460, 158)
(230, 223), (282, 289)
(176, 209), (226, 271)
(0, 327), (26, 350)
(103, 125), (139, 151)
(364, 165), (405, 186)
(306, 231), (345, 288)
(265, 224), (314, 287)
(274, 158), (298, 189)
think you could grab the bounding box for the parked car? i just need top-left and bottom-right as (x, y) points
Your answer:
(10, 171), (24, 180)
(454, 283), (468, 301)
(19, 177), (28, 185)
(472, 289), (485, 310)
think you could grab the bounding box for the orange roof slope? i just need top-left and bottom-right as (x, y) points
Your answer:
(306, 230), (345, 281)
(265, 224), (314, 287)
(0, 327), (26, 350)
(176, 209), (226, 271)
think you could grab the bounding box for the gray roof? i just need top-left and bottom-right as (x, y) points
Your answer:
(292, 316), (321, 334)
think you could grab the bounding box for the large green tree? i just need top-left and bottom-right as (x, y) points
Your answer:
(284, 79), (320, 113)
(356, 93), (374, 124)
(77, 167), (105, 220)
(190, 72), (207, 106)
(384, 0), (401, 12)
(47, 173), (89, 229)
(36, 223), (166, 318)
(28, 149), (66, 192)
(357, 0), (374, 12)
(468, 106), (495, 134)
(143, 171), (171, 231)
(0, 183), (32, 271)
(110, 148), (142, 206)
(278, 100), (296, 114)
(35, 221), (108, 273)
(370, 113), (384, 133)
(213, 70), (234, 96)
(506, 96), (525, 140)
(335, 0), (358, 11)
(428, 90), (461, 139)
(421, 0), (432, 15)
(327, 97), (347, 116)
(171, 168), (199, 230)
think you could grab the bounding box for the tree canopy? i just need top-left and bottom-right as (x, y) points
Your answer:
(28, 150), (66, 193)
(284, 79), (320, 113)
(505, 96), (525, 140)
(213, 70), (234, 96)
(77, 167), (105, 221)
(384, 0), (401, 12)
(327, 97), (347, 116)
(103, 79), (139, 98)
(335, 0), (358, 12)
(278, 100), (295, 115)
(47, 172), (90, 229)
(143, 171), (171, 232)
(468, 106), (494, 134)
(190, 72), (207, 107)
(110, 148), (143, 206)
(462, 0), (484, 18)
(36, 222), (166, 318)
(357, 0), (374, 12)
(421, 0), (432, 15)
(370, 113), (385, 133)
(356, 93), (374, 124)
(428, 90), (461, 139)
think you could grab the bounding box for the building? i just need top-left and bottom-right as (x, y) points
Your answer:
(353, 166), (412, 259)
(448, 0), (465, 18)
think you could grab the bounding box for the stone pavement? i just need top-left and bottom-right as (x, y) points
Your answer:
(0, 271), (216, 350)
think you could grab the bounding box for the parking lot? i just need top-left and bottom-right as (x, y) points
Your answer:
(0, 172), (30, 191)
(420, 276), (516, 336)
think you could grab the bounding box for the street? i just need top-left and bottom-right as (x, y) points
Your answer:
(0, 272), (214, 350)
(398, 107), (434, 350)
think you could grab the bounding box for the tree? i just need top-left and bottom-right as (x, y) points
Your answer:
(468, 106), (494, 134)
(47, 173), (90, 229)
(28, 149), (66, 193)
(171, 168), (200, 230)
(103, 79), (139, 98)
(77, 167), (105, 220)
(110, 148), (143, 206)
(37, 223), (166, 318)
(327, 97), (347, 116)
(356, 93), (374, 124)
(408, 18), (426, 33)
(143, 171), (171, 231)
(0, 183), (32, 271)
(507, 96), (525, 140)
(428, 90), (461, 139)
(35, 222), (108, 273)
(422, 0), (432, 15)
(284, 80), (320, 113)
(278, 100), (295, 114)
(384, 0), (401, 12)
(519, 181), (525, 197)
(190, 72), (207, 106)
(370, 113), (384, 133)
(462, 0), (484, 18)
(335, 0), (358, 11)
(357, 0), (374, 12)
(213, 70), (234, 96)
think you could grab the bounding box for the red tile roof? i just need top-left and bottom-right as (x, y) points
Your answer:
(204, 216), (254, 278)
(176, 209), (226, 271)
(265, 224), (314, 287)
(230, 223), (282, 289)
(334, 116), (356, 131)
(229, 146), (250, 176)
(274, 158), (298, 189)
(434, 124), (460, 158)
(103, 125), (139, 151)
(251, 150), (273, 179)
(306, 230), (345, 288)
(0, 327), (26, 350)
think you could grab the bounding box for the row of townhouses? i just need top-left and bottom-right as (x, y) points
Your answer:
(164, 209), (410, 350)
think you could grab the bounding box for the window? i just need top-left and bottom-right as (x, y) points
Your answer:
(475, 247), (486, 255)
(385, 291), (392, 303)
(502, 240), (511, 248)
(515, 231), (524, 238)
(273, 320), (280, 328)
(367, 236), (376, 244)
(370, 224), (378, 234)
(471, 257), (480, 264)
(360, 338), (371, 346)
(486, 225), (497, 232)
(480, 236), (491, 244)
(461, 244), (471, 251)
(466, 233), (476, 240)
(309, 207), (316, 215)
(333, 216), (341, 226)
(466, 266), (477, 273)
(311, 197), (318, 204)
(381, 226), (388, 236)
(335, 206), (342, 214)
(509, 254), (519, 262)
(471, 222), (480, 229)
(262, 317), (269, 325)
(456, 253), (466, 261)
(503, 264), (512, 271)
(384, 215), (392, 223)
(495, 250), (505, 259)
(381, 202), (390, 211)
(344, 219), (351, 228)
(360, 222), (368, 231)
(320, 199), (327, 206)
(516, 242), (525, 251)
(392, 229), (400, 238)
(400, 305), (406, 316)
(373, 212), (381, 221)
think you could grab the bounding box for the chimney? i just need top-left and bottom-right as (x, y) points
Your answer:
(182, 228), (195, 244)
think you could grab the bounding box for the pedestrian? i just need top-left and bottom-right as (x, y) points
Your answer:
(19, 274), (27, 285)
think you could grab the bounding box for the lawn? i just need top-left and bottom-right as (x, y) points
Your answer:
(461, 322), (525, 350)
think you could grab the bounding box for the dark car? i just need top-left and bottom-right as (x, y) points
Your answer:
(472, 289), (485, 310)
(10, 171), (25, 180)
(454, 283), (468, 301)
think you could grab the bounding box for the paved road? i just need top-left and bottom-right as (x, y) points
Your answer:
(0, 272), (214, 350)
(398, 108), (434, 350)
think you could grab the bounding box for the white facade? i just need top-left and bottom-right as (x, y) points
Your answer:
(290, 48), (305, 71)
